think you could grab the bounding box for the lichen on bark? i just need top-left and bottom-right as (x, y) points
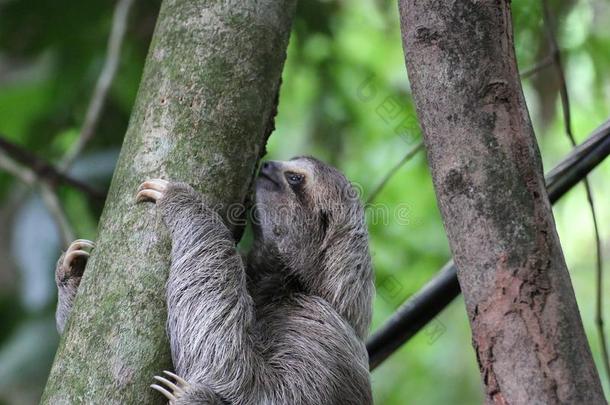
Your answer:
(41, 1), (296, 403)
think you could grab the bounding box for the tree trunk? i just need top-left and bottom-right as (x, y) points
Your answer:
(398, 1), (605, 403)
(42, 1), (295, 403)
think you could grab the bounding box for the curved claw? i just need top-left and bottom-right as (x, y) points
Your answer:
(136, 179), (170, 203)
(151, 370), (190, 403)
(163, 370), (189, 387)
(151, 384), (176, 401)
(62, 239), (95, 270)
(64, 250), (90, 267)
(154, 375), (183, 395)
(69, 239), (95, 251)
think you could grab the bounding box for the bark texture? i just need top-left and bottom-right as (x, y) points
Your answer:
(398, 1), (605, 403)
(42, 1), (295, 403)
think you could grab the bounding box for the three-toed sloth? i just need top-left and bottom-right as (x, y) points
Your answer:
(55, 157), (374, 404)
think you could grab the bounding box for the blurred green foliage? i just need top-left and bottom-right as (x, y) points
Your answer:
(0, 0), (608, 404)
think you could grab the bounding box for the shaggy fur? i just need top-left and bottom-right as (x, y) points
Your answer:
(55, 157), (374, 405)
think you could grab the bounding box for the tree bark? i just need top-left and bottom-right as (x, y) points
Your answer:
(42, 1), (295, 403)
(398, 1), (605, 403)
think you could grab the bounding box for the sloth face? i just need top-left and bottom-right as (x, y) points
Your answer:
(253, 156), (363, 271)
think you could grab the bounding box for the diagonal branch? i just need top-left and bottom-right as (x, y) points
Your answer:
(59, 0), (135, 170)
(541, 0), (610, 385)
(366, 141), (424, 205)
(0, 135), (106, 201)
(367, 119), (610, 369)
(0, 150), (74, 248)
(520, 54), (553, 79)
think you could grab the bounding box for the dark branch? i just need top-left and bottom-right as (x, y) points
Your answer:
(519, 54), (553, 79)
(0, 135), (106, 201)
(367, 119), (610, 370)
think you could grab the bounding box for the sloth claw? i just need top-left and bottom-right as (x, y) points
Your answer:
(64, 250), (90, 268)
(154, 375), (181, 393)
(60, 239), (95, 280)
(136, 179), (170, 203)
(151, 370), (190, 404)
(163, 370), (189, 387)
(150, 384), (175, 402)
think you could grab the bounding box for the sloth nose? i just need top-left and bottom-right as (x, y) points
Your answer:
(261, 161), (279, 173)
(259, 161), (282, 186)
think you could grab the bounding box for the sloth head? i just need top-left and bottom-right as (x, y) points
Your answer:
(253, 156), (368, 274)
(253, 156), (373, 336)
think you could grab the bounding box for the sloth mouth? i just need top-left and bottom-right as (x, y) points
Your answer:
(258, 172), (281, 188)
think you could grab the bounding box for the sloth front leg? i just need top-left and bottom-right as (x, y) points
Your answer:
(55, 239), (95, 334)
(137, 179), (259, 404)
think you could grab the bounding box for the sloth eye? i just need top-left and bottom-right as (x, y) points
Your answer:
(285, 172), (305, 186)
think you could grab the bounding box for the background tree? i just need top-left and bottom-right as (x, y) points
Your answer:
(399, 0), (604, 402)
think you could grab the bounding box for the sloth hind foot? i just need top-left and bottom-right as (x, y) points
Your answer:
(57, 239), (95, 283)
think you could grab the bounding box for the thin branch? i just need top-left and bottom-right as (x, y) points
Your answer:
(542, 0), (610, 385)
(367, 119), (610, 369)
(59, 0), (135, 170)
(0, 151), (74, 248)
(39, 183), (75, 249)
(520, 54), (553, 79)
(0, 152), (36, 185)
(366, 141), (424, 205)
(0, 136), (105, 201)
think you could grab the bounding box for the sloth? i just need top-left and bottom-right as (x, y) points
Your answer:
(55, 156), (374, 404)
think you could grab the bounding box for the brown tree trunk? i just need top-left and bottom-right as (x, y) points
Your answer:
(42, 1), (295, 403)
(398, 1), (605, 403)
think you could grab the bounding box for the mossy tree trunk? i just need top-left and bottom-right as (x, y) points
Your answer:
(398, 0), (605, 403)
(42, 1), (296, 403)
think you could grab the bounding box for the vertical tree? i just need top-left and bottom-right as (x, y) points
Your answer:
(42, 1), (296, 403)
(398, 0), (605, 403)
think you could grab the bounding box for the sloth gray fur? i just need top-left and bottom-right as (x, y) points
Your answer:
(55, 156), (374, 404)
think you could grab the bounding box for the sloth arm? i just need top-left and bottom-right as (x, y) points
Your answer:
(156, 183), (263, 402)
